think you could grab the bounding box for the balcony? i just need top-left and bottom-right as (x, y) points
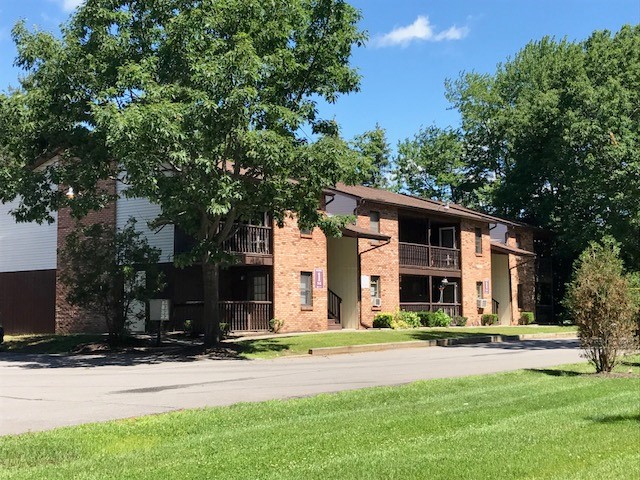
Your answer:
(222, 224), (272, 256)
(399, 242), (460, 270)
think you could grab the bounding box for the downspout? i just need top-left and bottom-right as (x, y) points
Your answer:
(354, 199), (392, 328)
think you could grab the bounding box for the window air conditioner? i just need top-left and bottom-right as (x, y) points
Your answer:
(372, 297), (382, 307)
(477, 298), (488, 309)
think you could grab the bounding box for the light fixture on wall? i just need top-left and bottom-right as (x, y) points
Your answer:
(438, 278), (449, 303)
(65, 187), (75, 199)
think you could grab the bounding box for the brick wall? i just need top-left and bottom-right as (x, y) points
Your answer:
(357, 202), (399, 328)
(55, 179), (117, 334)
(272, 215), (328, 333)
(460, 219), (492, 325)
(507, 227), (536, 324)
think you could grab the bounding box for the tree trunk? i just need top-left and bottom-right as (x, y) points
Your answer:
(203, 262), (221, 347)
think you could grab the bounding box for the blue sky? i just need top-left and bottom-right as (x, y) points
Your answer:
(1, 0), (638, 148)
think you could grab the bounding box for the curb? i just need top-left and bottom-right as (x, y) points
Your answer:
(308, 332), (578, 356)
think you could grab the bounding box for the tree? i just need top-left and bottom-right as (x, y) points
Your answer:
(394, 125), (477, 204)
(443, 26), (640, 273)
(351, 123), (391, 188)
(0, 0), (367, 346)
(60, 219), (165, 346)
(563, 238), (638, 373)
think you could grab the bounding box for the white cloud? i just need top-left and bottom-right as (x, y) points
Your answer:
(376, 15), (469, 47)
(54, 0), (84, 12)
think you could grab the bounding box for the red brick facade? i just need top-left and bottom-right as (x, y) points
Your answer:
(357, 202), (399, 327)
(55, 179), (117, 334)
(48, 185), (538, 334)
(507, 227), (536, 324)
(272, 216), (328, 333)
(459, 220), (493, 326)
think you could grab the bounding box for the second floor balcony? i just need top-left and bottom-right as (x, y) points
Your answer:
(399, 242), (460, 270)
(222, 224), (272, 255)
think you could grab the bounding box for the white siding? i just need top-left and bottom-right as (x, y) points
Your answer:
(0, 200), (58, 273)
(116, 184), (174, 263)
(326, 192), (357, 217)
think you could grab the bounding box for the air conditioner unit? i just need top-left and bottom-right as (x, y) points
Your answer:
(372, 297), (382, 307)
(477, 298), (488, 309)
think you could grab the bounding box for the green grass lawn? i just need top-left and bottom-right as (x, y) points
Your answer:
(1, 326), (576, 357)
(0, 357), (637, 480)
(235, 325), (577, 359)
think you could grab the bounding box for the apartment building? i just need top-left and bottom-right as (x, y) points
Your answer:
(0, 181), (546, 335)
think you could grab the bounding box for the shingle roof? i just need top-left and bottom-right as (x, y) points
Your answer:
(490, 240), (536, 257)
(329, 183), (523, 226)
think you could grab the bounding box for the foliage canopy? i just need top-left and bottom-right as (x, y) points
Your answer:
(0, 0), (367, 344)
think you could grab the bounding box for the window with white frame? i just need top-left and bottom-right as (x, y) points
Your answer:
(370, 275), (381, 305)
(300, 272), (313, 307)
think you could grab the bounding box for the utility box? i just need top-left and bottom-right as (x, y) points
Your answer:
(149, 299), (171, 322)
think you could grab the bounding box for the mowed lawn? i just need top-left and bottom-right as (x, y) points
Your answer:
(235, 325), (576, 358)
(1, 358), (637, 480)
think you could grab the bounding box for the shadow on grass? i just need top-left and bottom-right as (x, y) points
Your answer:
(231, 339), (291, 357)
(621, 360), (640, 368)
(589, 413), (640, 424)
(526, 368), (584, 377)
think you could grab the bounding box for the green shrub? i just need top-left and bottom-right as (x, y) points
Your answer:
(373, 313), (393, 328)
(416, 311), (433, 327)
(481, 314), (499, 326)
(431, 310), (452, 327)
(452, 315), (468, 326)
(269, 318), (284, 333)
(416, 310), (452, 327)
(519, 312), (535, 325)
(393, 310), (421, 329)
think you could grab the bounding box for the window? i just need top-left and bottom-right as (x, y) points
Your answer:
(476, 281), (484, 299)
(475, 227), (483, 254)
(300, 226), (313, 237)
(517, 284), (524, 309)
(370, 276), (381, 305)
(370, 211), (380, 233)
(300, 272), (313, 307)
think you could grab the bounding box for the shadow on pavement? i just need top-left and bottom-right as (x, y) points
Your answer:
(0, 346), (244, 369)
(445, 338), (580, 351)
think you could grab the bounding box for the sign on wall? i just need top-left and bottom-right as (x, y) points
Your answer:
(483, 279), (490, 294)
(314, 268), (325, 289)
(360, 275), (370, 289)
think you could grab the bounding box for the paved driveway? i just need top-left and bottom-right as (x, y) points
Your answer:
(0, 339), (582, 436)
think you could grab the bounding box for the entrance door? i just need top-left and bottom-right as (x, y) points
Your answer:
(439, 227), (456, 248)
(248, 272), (269, 301)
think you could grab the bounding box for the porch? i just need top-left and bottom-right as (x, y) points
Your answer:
(399, 274), (462, 317)
(169, 265), (273, 333)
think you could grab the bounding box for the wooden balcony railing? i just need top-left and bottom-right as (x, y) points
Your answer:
(399, 242), (460, 270)
(400, 302), (461, 317)
(222, 225), (272, 255)
(219, 301), (272, 331)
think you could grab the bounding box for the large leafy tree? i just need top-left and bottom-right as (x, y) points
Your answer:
(351, 123), (391, 188)
(0, 0), (366, 345)
(394, 125), (479, 204)
(447, 26), (640, 269)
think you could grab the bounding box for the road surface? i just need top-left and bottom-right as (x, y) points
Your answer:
(0, 339), (581, 436)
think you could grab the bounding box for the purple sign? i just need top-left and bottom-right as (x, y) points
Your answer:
(314, 268), (325, 289)
(483, 279), (490, 294)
